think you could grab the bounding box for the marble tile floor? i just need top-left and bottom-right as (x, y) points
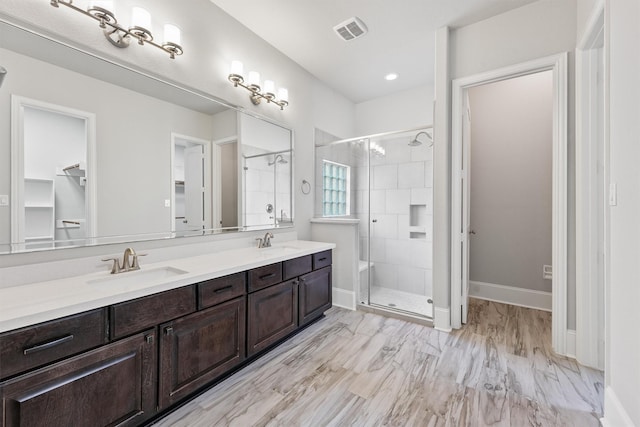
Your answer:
(366, 286), (433, 318)
(152, 299), (604, 427)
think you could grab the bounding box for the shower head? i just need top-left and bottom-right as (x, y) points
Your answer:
(0, 66), (6, 88)
(268, 154), (288, 166)
(408, 130), (433, 147)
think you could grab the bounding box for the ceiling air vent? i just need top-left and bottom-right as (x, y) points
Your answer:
(333, 17), (368, 41)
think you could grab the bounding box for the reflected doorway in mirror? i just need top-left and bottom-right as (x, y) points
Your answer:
(10, 96), (97, 250)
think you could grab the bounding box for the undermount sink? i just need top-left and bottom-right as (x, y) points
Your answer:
(258, 245), (301, 256)
(87, 266), (189, 291)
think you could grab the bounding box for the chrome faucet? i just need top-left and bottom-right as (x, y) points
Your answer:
(102, 247), (146, 274)
(256, 232), (274, 248)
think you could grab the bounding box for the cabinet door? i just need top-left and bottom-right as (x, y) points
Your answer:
(0, 330), (157, 427)
(299, 266), (332, 326)
(158, 297), (246, 409)
(247, 280), (298, 356)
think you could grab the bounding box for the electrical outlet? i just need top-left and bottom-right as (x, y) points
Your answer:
(164, 199), (171, 208)
(0, 195), (8, 206)
(543, 265), (552, 280)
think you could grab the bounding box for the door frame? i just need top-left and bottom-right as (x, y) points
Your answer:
(451, 53), (569, 355)
(170, 133), (212, 233)
(11, 95), (97, 247)
(575, 0), (606, 370)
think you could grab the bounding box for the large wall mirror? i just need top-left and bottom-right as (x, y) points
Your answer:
(0, 19), (294, 254)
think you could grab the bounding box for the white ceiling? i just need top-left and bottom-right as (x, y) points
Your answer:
(210, 0), (539, 103)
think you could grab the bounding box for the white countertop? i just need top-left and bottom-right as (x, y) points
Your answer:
(0, 240), (335, 333)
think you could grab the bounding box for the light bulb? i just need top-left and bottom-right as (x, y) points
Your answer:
(230, 60), (243, 76)
(277, 88), (289, 102)
(264, 80), (275, 95)
(164, 24), (181, 45)
(131, 7), (151, 31)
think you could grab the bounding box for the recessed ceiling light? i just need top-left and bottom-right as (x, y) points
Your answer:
(385, 73), (398, 81)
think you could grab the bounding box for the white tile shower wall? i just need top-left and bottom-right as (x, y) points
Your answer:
(357, 136), (434, 297)
(244, 156), (274, 225)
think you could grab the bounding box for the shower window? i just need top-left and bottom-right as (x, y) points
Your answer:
(322, 160), (350, 217)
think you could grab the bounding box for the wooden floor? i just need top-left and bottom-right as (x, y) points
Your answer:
(153, 299), (604, 426)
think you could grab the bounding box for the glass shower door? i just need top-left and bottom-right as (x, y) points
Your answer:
(367, 130), (434, 318)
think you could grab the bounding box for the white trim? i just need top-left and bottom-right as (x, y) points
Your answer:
(565, 329), (576, 358)
(332, 288), (356, 311)
(11, 95), (97, 247)
(433, 306), (451, 332)
(469, 281), (552, 312)
(575, 1), (606, 371)
(602, 387), (635, 427)
(450, 53), (569, 356)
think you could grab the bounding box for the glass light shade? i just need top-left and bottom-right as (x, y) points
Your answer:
(131, 7), (151, 30)
(163, 24), (181, 45)
(230, 60), (243, 76)
(264, 80), (275, 94)
(88, 0), (114, 11)
(277, 88), (289, 102)
(248, 71), (260, 86)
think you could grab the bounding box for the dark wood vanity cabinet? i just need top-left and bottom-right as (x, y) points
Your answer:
(299, 266), (332, 326)
(0, 248), (333, 427)
(158, 296), (246, 409)
(0, 329), (157, 427)
(248, 280), (299, 356)
(247, 252), (333, 356)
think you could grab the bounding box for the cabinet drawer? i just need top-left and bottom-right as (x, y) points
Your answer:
(248, 263), (282, 292)
(198, 272), (246, 309)
(0, 329), (157, 427)
(110, 286), (196, 340)
(313, 250), (332, 270)
(0, 308), (108, 380)
(283, 255), (312, 280)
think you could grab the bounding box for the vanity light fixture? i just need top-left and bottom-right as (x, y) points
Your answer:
(49, 0), (184, 59)
(228, 60), (289, 110)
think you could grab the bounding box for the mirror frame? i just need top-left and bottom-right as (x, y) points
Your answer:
(0, 17), (295, 255)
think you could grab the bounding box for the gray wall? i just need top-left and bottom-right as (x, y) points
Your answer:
(468, 71), (553, 293)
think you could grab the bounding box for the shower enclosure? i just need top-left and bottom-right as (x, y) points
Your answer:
(243, 150), (292, 228)
(315, 127), (434, 319)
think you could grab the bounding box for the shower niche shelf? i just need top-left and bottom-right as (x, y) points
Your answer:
(409, 204), (427, 239)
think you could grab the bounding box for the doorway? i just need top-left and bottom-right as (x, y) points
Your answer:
(170, 133), (211, 234)
(11, 96), (97, 249)
(451, 53), (569, 355)
(467, 71), (554, 314)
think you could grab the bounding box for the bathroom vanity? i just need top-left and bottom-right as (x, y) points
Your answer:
(0, 241), (333, 427)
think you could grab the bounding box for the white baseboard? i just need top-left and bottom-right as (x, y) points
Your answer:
(469, 281), (552, 312)
(566, 329), (576, 358)
(602, 386), (635, 427)
(332, 287), (356, 311)
(434, 306), (451, 332)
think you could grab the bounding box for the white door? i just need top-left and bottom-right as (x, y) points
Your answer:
(461, 92), (472, 324)
(451, 91), (471, 328)
(184, 145), (205, 231)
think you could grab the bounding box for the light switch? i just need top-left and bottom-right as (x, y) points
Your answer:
(164, 199), (171, 208)
(0, 195), (8, 206)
